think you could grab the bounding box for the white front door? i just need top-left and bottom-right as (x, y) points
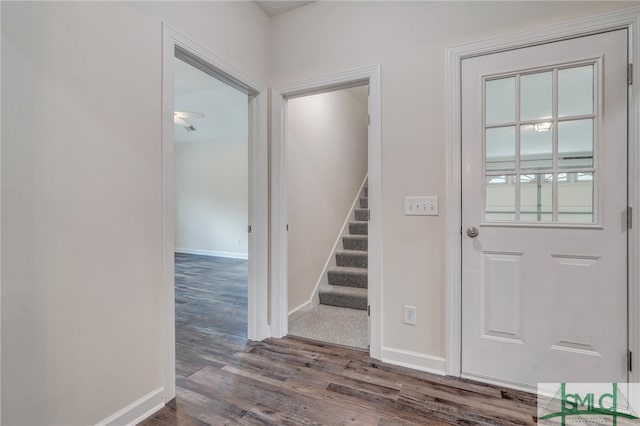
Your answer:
(461, 30), (628, 389)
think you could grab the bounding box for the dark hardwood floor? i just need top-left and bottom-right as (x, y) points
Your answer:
(172, 253), (248, 378)
(140, 253), (537, 425)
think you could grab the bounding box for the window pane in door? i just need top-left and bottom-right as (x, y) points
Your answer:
(558, 172), (593, 223)
(520, 124), (552, 170)
(486, 126), (516, 171)
(486, 77), (515, 125)
(485, 175), (515, 221)
(520, 174), (553, 222)
(520, 71), (552, 121)
(558, 119), (594, 169)
(558, 65), (593, 117)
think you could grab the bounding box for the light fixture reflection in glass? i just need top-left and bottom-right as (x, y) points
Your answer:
(534, 122), (553, 132)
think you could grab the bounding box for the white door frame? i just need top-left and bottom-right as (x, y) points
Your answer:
(161, 24), (270, 404)
(446, 7), (640, 380)
(270, 66), (383, 359)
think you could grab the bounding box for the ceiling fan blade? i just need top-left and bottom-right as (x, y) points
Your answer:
(174, 111), (205, 119)
(174, 117), (192, 128)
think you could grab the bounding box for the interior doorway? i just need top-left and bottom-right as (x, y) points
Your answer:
(161, 25), (270, 403)
(269, 65), (383, 358)
(172, 55), (250, 372)
(285, 86), (370, 349)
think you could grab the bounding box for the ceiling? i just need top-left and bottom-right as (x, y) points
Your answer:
(254, 1), (315, 17)
(174, 57), (248, 144)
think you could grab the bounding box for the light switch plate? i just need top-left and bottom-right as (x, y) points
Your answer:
(404, 196), (438, 216)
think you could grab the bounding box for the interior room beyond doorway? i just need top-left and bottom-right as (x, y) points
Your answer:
(286, 85), (370, 349)
(173, 55), (250, 368)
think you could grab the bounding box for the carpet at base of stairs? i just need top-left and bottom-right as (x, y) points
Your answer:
(288, 304), (368, 349)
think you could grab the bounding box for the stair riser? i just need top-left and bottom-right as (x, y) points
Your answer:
(319, 292), (367, 310)
(355, 209), (369, 221)
(349, 222), (368, 235)
(343, 237), (367, 251)
(336, 253), (368, 268)
(359, 197), (368, 209)
(328, 271), (368, 288)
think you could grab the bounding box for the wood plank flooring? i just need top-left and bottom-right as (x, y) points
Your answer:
(172, 253), (248, 378)
(140, 254), (537, 425)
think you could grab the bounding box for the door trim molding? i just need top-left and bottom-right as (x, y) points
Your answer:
(446, 7), (640, 378)
(161, 23), (269, 404)
(270, 65), (383, 360)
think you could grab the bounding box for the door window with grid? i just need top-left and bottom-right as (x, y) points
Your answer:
(484, 63), (597, 224)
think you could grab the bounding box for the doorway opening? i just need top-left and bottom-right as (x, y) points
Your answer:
(162, 25), (270, 403)
(173, 54), (250, 374)
(285, 85), (370, 349)
(270, 66), (382, 358)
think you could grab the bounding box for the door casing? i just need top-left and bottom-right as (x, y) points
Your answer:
(446, 7), (640, 385)
(270, 66), (383, 360)
(161, 24), (270, 404)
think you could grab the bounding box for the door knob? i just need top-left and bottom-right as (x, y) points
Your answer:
(466, 226), (479, 238)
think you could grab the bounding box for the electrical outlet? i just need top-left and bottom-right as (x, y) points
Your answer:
(404, 196), (438, 216)
(403, 305), (417, 325)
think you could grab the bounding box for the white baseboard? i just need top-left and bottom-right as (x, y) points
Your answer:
(95, 387), (164, 426)
(381, 347), (447, 376)
(175, 247), (248, 260)
(288, 299), (313, 321)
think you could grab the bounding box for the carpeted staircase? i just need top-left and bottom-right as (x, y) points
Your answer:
(318, 185), (368, 310)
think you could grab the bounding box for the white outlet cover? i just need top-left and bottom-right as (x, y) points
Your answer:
(403, 305), (417, 325)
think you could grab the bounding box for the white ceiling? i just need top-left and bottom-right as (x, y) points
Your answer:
(174, 57), (248, 144)
(254, 1), (315, 17)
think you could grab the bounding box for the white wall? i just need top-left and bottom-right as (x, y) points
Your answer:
(1, 2), (269, 425)
(175, 133), (249, 257)
(271, 1), (634, 361)
(287, 87), (368, 311)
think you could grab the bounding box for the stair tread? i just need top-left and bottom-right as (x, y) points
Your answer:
(343, 234), (367, 239)
(336, 249), (368, 256)
(319, 284), (367, 310)
(319, 284), (367, 296)
(329, 266), (368, 275)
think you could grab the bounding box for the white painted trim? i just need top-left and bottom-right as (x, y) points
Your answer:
(446, 7), (640, 380)
(269, 88), (288, 338)
(277, 66), (373, 99)
(628, 8), (640, 386)
(288, 300), (313, 320)
(270, 66), (383, 361)
(95, 388), (164, 426)
(162, 23), (269, 406)
(0, 2), (3, 423)
(248, 90), (271, 342)
(165, 25), (264, 94)
(174, 248), (248, 260)
(381, 347), (447, 376)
